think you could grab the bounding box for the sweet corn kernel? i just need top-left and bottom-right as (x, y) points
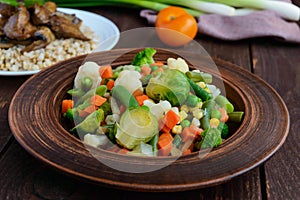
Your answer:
(179, 110), (188, 121)
(172, 125), (182, 134)
(192, 109), (204, 119)
(197, 81), (206, 88)
(210, 118), (220, 128)
(191, 118), (200, 127)
(180, 104), (189, 113)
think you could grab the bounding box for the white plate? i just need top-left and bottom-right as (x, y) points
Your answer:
(0, 8), (120, 76)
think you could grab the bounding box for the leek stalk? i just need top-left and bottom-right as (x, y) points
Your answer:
(154, 0), (235, 16)
(1, 0), (299, 21)
(203, 0), (300, 21)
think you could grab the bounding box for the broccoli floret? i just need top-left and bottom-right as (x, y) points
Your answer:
(131, 48), (156, 66)
(218, 122), (229, 139)
(200, 127), (222, 148)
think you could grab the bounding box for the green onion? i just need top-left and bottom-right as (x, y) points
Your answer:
(1, 0), (299, 21)
(155, 0), (235, 16)
(204, 0), (300, 21)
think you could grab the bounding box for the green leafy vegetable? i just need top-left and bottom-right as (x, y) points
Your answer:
(146, 69), (190, 106)
(71, 109), (104, 134)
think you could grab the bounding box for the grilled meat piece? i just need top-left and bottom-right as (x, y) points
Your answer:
(0, 3), (17, 17)
(31, 1), (57, 25)
(0, 37), (33, 49)
(3, 5), (37, 40)
(0, 17), (8, 36)
(21, 26), (55, 52)
(50, 12), (89, 41)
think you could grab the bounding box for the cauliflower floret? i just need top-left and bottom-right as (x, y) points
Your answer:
(83, 133), (108, 148)
(105, 114), (120, 124)
(114, 70), (143, 93)
(167, 57), (189, 73)
(74, 62), (101, 89)
(146, 100), (172, 119)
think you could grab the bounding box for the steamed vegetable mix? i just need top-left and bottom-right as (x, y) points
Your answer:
(61, 48), (244, 156)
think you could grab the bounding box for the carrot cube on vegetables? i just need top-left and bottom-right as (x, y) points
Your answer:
(158, 133), (173, 156)
(150, 61), (164, 67)
(164, 110), (180, 129)
(141, 65), (152, 76)
(106, 79), (115, 90)
(61, 99), (74, 114)
(90, 95), (107, 106)
(99, 65), (113, 79)
(135, 94), (149, 106)
(132, 88), (144, 97)
(181, 126), (202, 143)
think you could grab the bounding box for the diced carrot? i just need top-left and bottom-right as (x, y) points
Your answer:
(158, 110), (180, 133)
(99, 65), (113, 79)
(150, 61), (164, 67)
(78, 105), (98, 117)
(61, 99), (74, 114)
(118, 148), (129, 154)
(132, 88), (144, 97)
(219, 107), (229, 122)
(106, 79), (115, 90)
(141, 65), (152, 76)
(164, 110), (180, 130)
(159, 119), (171, 133)
(158, 133), (173, 156)
(135, 94), (149, 106)
(182, 149), (192, 155)
(181, 125), (202, 143)
(90, 95), (107, 106)
(107, 145), (121, 153)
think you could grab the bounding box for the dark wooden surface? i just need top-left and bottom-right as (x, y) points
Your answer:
(1, 2), (299, 199)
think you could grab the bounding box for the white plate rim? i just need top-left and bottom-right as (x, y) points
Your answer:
(0, 8), (120, 76)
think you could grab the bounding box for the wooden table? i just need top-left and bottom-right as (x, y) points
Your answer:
(1, 4), (299, 200)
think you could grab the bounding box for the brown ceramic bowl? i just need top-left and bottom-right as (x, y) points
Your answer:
(9, 48), (289, 192)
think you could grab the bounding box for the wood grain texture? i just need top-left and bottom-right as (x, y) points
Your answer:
(251, 40), (300, 200)
(0, 76), (28, 154)
(0, 141), (124, 200)
(8, 49), (289, 192)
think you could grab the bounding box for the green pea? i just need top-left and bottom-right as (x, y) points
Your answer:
(186, 94), (200, 107)
(81, 77), (93, 91)
(180, 119), (191, 128)
(211, 109), (221, 119)
(150, 65), (159, 72)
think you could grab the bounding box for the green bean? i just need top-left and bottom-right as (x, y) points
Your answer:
(149, 133), (159, 156)
(140, 74), (153, 86)
(185, 71), (212, 83)
(67, 88), (84, 97)
(172, 134), (182, 148)
(218, 122), (229, 139)
(211, 109), (221, 119)
(215, 95), (234, 113)
(200, 100), (216, 130)
(187, 78), (212, 101)
(111, 85), (139, 108)
(150, 65), (159, 72)
(81, 77), (93, 91)
(228, 111), (244, 122)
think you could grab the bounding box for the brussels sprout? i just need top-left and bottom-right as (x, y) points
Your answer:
(145, 69), (190, 107)
(115, 107), (158, 149)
